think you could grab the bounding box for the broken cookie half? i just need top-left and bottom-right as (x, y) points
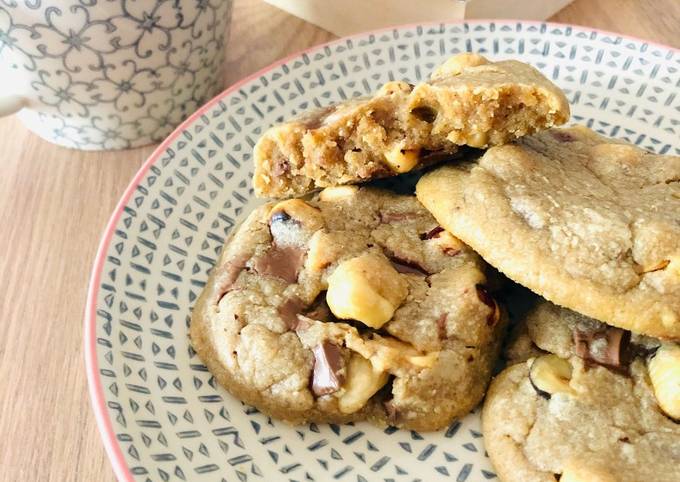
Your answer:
(190, 186), (506, 431)
(253, 52), (569, 198)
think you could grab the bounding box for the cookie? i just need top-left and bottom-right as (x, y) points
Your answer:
(190, 186), (506, 431)
(254, 53), (569, 198)
(483, 300), (680, 481)
(416, 126), (680, 339)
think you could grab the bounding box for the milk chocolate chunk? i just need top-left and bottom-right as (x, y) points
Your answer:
(304, 294), (333, 322)
(252, 245), (305, 283)
(573, 326), (631, 369)
(379, 211), (420, 223)
(475, 285), (500, 326)
(312, 342), (345, 396)
(388, 255), (429, 275)
(293, 314), (314, 333)
(419, 150), (466, 166)
(437, 313), (448, 340)
(217, 253), (251, 302)
(271, 158), (290, 176)
(420, 226), (444, 240)
(277, 296), (306, 330)
(384, 399), (399, 423)
(551, 130), (576, 142)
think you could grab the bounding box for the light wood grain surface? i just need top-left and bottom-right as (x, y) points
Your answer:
(0, 0), (677, 480)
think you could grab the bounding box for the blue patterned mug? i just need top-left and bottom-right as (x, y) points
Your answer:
(0, 0), (232, 150)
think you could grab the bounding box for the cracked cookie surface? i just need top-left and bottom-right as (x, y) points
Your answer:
(190, 187), (505, 431)
(416, 126), (680, 339)
(254, 53), (569, 198)
(483, 300), (680, 482)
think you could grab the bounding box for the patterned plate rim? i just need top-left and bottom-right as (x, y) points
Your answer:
(83, 19), (679, 482)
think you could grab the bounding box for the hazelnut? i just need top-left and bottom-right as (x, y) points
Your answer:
(337, 354), (389, 414)
(529, 354), (575, 399)
(383, 146), (420, 173)
(269, 199), (324, 234)
(318, 185), (359, 202)
(305, 230), (338, 273)
(466, 131), (489, 148)
(377, 80), (413, 96)
(326, 253), (408, 329)
(367, 336), (438, 370)
(560, 462), (616, 482)
(430, 53), (489, 80)
(429, 230), (465, 256)
(648, 343), (680, 420)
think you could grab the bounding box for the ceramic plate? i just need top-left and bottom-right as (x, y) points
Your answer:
(85, 20), (680, 482)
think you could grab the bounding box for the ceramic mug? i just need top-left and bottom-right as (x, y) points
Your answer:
(0, 0), (232, 150)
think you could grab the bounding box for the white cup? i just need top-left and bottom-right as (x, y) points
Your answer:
(0, 0), (232, 150)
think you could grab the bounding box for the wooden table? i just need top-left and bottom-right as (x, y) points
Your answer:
(0, 0), (677, 480)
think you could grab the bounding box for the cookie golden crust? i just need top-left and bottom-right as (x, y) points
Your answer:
(416, 126), (680, 340)
(190, 187), (506, 431)
(482, 357), (680, 482)
(254, 53), (569, 198)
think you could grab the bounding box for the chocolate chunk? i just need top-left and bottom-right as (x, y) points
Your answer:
(475, 285), (499, 326)
(388, 255), (429, 275)
(271, 158), (290, 176)
(217, 252), (250, 298)
(630, 343), (658, 360)
(304, 294), (334, 322)
(437, 313), (448, 340)
(420, 226), (444, 240)
(277, 296), (306, 330)
(294, 315), (314, 332)
(312, 342), (345, 396)
(252, 245), (305, 283)
(551, 130), (576, 143)
(379, 211), (420, 223)
(384, 399), (399, 424)
(418, 150), (462, 164)
(410, 105), (437, 123)
(573, 326), (631, 370)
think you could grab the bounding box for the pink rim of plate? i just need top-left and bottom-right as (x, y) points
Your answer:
(84, 19), (678, 482)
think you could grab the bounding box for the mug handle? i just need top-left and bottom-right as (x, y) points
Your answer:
(0, 95), (28, 117)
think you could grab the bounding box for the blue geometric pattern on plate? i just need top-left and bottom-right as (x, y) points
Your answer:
(88, 21), (679, 482)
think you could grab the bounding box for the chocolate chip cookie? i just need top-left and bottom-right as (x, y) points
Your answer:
(254, 53), (569, 198)
(190, 186), (506, 431)
(483, 301), (680, 482)
(416, 126), (680, 340)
